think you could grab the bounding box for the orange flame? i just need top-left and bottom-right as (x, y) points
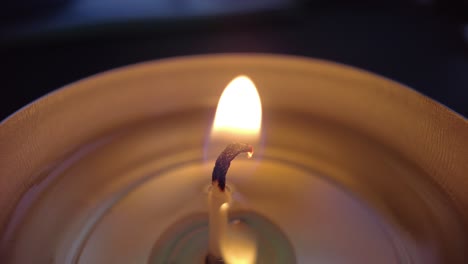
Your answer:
(212, 76), (262, 140)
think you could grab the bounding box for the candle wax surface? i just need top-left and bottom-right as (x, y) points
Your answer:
(4, 109), (466, 264)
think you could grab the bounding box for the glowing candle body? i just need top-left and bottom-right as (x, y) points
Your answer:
(219, 203), (257, 264)
(208, 187), (231, 258)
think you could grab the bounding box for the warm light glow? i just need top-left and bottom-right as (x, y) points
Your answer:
(212, 75), (262, 138)
(219, 203), (257, 264)
(220, 202), (230, 211)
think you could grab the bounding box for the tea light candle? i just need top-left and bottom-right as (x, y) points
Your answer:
(1, 55), (466, 264)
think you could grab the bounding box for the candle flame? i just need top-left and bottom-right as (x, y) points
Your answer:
(212, 76), (262, 139)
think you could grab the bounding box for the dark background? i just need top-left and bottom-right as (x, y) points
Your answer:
(1, 0), (467, 120)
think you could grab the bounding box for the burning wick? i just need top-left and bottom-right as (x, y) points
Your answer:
(208, 76), (260, 263)
(207, 143), (255, 264)
(212, 143), (254, 191)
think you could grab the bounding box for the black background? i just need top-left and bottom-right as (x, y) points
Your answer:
(1, 0), (467, 120)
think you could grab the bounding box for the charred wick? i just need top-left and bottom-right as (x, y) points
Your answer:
(212, 143), (253, 191)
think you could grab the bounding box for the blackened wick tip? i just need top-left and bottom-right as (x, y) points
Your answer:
(212, 143), (253, 191)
